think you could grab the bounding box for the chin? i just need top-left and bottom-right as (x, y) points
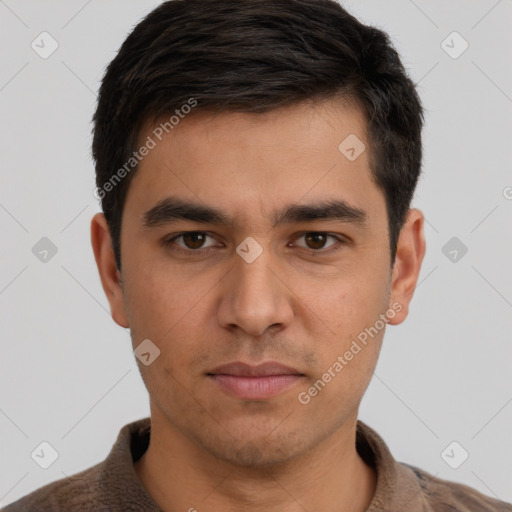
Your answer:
(199, 429), (307, 469)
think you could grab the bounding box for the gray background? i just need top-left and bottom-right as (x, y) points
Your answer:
(1, 0), (511, 507)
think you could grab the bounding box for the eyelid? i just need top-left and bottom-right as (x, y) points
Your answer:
(165, 231), (219, 250)
(292, 232), (340, 249)
(163, 231), (347, 254)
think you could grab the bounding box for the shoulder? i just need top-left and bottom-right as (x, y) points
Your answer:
(401, 462), (512, 512)
(2, 417), (154, 512)
(1, 462), (108, 512)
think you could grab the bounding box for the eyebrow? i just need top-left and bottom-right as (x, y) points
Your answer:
(142, 196), (368, 229)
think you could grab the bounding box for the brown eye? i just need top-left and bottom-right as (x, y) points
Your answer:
(181, 232), (208, 249)
(304, 233), (328, 250)
(293, 232), (343, 254)
(165, 232), (217, 252)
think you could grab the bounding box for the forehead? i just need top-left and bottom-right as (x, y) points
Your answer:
(127, 99), (385, 230)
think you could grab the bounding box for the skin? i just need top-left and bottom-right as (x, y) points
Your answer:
(91, 99), (425, 512)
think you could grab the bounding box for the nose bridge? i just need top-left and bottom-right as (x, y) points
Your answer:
(236, 247), (275, 297)
(233, 241), (279, 310)
(217, 240), (293, 335)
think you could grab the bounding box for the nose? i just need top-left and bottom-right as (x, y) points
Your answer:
(217, 247), (294, 337)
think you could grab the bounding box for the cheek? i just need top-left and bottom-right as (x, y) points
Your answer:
(122, 254), (199, 338)
(311, 273), (386, 338)
(300, 265), (388, 384)
(299, 321), (384, 419)
(124, 277), (171, 340)
(124, 265), (213, 374)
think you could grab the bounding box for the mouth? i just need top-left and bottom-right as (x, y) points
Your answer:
(206, 361), (305, 400)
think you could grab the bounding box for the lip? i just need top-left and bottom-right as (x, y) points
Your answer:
(207, 361), (305, 400)
(209, 361), (303, 377)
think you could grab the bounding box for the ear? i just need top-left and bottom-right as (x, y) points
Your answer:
(90, 212), (129, 328)
(387, 208), (426, 325)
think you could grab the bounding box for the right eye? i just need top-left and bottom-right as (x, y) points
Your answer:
(163, 231), (220, 253)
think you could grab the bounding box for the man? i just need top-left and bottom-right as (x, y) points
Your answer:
(4, 0), (511, 511)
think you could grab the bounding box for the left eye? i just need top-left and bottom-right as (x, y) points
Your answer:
(293, 232), (340, 251)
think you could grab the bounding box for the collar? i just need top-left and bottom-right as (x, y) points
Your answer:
(98, 417), (429, 511)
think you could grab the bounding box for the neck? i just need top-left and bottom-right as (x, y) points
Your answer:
(134, 410), (377, 512)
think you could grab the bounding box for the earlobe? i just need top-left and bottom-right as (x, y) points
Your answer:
(387, 208), (426, 326)
(90, 213), (130, 328)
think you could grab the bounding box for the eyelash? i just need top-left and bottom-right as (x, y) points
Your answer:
(163, 231), (347, 256)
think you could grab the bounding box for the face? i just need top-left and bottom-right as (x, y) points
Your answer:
(92, 99), (425, 467)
